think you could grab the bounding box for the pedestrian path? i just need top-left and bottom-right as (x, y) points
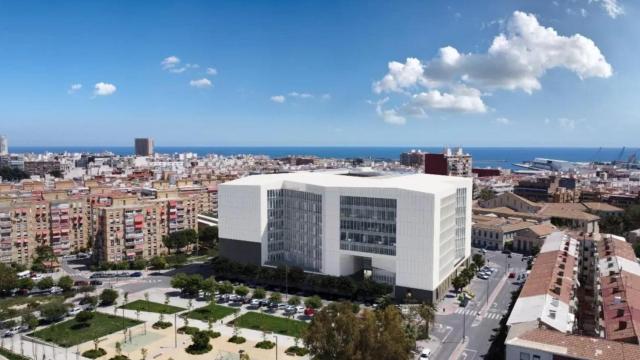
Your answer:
(453, 308), (504, 320)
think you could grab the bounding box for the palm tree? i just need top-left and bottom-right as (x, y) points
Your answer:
(417, 303), (436, 339)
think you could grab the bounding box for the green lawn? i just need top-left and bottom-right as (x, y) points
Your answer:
(119, 300), (185, 314)
(233, 312), (308, 337)
(0, 347), (30, 360)
(30, 312), (142, 347)
(187, 303), (236, 322)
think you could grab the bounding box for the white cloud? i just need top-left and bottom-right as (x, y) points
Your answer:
(288, 92), (314, 99)
(558, 117), (577, 130)
(495, 117), (511, 125)
(409, 86), (487, 113)
(374, 98), (406, 125)
(93, 82), (116, 96)
(161, 56), (180, 70)
(189, 78), (212, 88)
(206, 67), (218, 75)
(67, 83), (82, 94)
(592, 0), (624, 18)
(270, 95), (286, 103)
(321, 93), (331, 100)
(371, 11), (612, 123)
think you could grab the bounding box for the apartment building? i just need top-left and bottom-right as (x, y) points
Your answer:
(219, 171), (473, 303)
(94, 194), (198, 263)
(134, 138), (154, 156)
(424, 147), (472, 177)
(505, 233), (640, 359)
(471, 215), (539, 250)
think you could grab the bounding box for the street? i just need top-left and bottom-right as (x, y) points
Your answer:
(428, 249), (525, 360)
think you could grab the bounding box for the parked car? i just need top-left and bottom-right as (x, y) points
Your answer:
(129, 272), (142, 277)
(508, 272), (516, 279)
(67, 306), (82, 316)
(420, 348), (432, 358)
(89, 280), (103, 286)
(304, 308), (315, 317)
(74, 280), (89, 287)
(50, 286), (63, 294)
(480, 249), (487, 254)
(477, 274), (489, 280)
(296, 305), (305, 313)
(502, 249), (511, 255)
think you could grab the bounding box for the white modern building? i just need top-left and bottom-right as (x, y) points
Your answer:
(218, 170), (472, 302)
(0, 135), (7, 155)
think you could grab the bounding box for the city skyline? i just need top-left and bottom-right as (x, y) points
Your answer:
(1, 0), (638, 147)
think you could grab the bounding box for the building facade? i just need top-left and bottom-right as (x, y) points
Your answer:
(218, 171), (473, 303)
(134, 138), (154, 156)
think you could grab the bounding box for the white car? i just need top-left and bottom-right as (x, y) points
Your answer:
(477, 274), (489, 280)
(68, 306), (82, 316)
(480, 249), (487, 254)
(420, 348), (432, 358)
(296, 305), (305, 313)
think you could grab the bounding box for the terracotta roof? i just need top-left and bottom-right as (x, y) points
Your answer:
(526, 223), (557, 237)
(583, 202), (624, 213)
(519, 249), (576, 305)
(512, 327), (640, 360)
(539, 203), (600, 221)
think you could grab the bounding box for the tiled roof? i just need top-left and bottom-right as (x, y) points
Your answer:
(509, 327), (640, 360)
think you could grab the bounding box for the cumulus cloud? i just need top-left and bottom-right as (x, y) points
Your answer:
(373, 98), (406, 125)
(270, 95), (286, 103)
(371, 11), (612, 123)
(67, 83), (82, 94)
(93, 82), (116, 96)
(495, 117), (511, 125)
(189, 78), (212, 88)
(206, 67), (218, 75)
(545, 117), (580, 130)
(161, 56), (205, 74)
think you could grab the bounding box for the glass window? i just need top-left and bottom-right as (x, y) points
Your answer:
(519, 353), (530, 360)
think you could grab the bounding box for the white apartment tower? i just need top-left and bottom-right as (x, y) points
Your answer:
(218, 171), (472, 303)
(0, 135), (7, 155)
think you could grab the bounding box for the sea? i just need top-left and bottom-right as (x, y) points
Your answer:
(8, 146), (636, 170)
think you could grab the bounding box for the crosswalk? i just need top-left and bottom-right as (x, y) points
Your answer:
(454, 308), (503, 320)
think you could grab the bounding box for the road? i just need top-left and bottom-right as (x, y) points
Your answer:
(430, 249), (526, 360)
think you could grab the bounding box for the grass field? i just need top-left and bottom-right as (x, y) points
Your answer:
(119, 300), (185, 314)
(31, 312), (142, 347)
(233, 312), (308, 337)
(0, 347), (30, 360)
(187, 303), (237, 322)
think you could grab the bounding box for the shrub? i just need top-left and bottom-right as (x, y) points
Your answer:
(185, 330), (212, 355)
(202, 330), (221, 338)
(255, 340), (276, 349)
(228, 335), (246, 344)
(285, 346), (309, 356)
(82, 348), (107, 359)
(152, 321), (172, 329)
(107, 356), (130, 360)
(177, 326), (199, 335)
(100, 289), (118, 306)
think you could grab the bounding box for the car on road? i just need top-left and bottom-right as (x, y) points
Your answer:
(89, 280), (103, 286)
(480, 248), (487, 254)
(508, 272), (516, 279)
(67, 306), (82, 316)
(129, 272), (142, 277)
(420, 348), (432, 358)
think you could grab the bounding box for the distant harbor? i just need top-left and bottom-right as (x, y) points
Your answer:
(7, 146), (638, 170)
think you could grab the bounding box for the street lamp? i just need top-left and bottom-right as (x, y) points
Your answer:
(174, 313), (177, 348)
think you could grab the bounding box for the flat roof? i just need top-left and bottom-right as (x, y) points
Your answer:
(221, 171), (471, 194)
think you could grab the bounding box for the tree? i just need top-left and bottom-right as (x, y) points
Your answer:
(40, 301), (67, 322)
(416, 303), (436, 339)
(479, 188), (496, 201)
(81, 295), (99, 309)
(76, 310), (94, 327)
(171, 273), (203, 297)
(304, 302), (359, 359)
(37, 277), (54, 290)
(452, 275), (467, 293)
(304, 295), (323, 309)
(217, 280), (234, 295)
(600, 215), (625, 236)
(162, 229), (197, 254)
(49, 169), (63, 178)
(530, 245), (541, 256)
(252, 287), (266, 299)
(0, 263), (18, 294)
(100, 288), (119, 306)
(201, 277), (217, 299)
(22, 313), (39, 330)
(634, 243), (640, 258)
(57, 275), (74, 292)
(18, 277), (34, 290)
(0, 166), (29, 181)
(472, 254), (485, 269)
(130, 257), (147, 270)
(288, 296), (301, 306)
(198, 226), (218, 247)
(235, 285), (249, 297)
(35, 245), (55, 261)
(149, 256), (167, 270)
(269, 292), (282, 304)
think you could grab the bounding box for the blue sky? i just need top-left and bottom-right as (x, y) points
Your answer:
(0, 0), (638, 147)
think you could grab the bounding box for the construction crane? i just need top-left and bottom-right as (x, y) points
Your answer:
(616, 146), (626, 163)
